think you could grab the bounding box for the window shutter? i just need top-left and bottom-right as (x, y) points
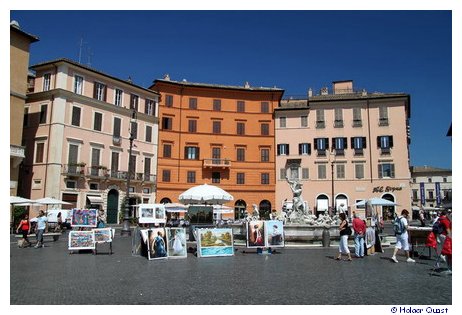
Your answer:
(343, 137), (347, 149)
(362, 137), (367, 149)
(298, 144), (302, 155)
(325, 138), (329, 149)
(277, 145), (281, 155)
(103, 85), (107, 102)
(377, 136), (381, 148)
(351, 137), (355, 148)
(390, 164), (395, 177)
(308, 144), (311, 155)
(378, 165), (382, 178)
(93, 84), (97, 98)
(389, 136), (394, 147)
(314, 139), (318, 150)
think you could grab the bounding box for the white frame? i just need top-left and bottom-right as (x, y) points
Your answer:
(246, 221), (266, 248)
(73, 74), (85, 95)
(137, 204), (166, 224)
(71, 208), (98, 227)
(197, 228), (234, 258)
(114, 87), (124, 107)
(68, 230), (95, 250)
(166, 228), (187, 259)
(265, 220), (285, 248)
(93, 228), (113, 243)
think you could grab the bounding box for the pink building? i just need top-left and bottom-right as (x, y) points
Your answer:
(275, 80), (411, 220)
(21, 59), (159, 223)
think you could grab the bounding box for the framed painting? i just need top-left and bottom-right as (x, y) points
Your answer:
(246, 220), (265, 248)
(265, 220), (284, 248)
(138, 204), (166, 224)
(93, 228), (113, 243)
(147, 228), (168, 260)
(166, 228), (187, 258)
(68, 230), (95, 250)
(71, 209), (98, 228)
(197, 228), (234, 258)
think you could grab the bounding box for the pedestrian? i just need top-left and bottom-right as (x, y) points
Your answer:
(336, 212), (352, 261)
(35, 210), (48, 248)
(391, 209), (415, 263)
(16, 214), (31, 248)
(352, 213), (366, 258)
(419, 209), (425, 227)
(434, 210), (452, 268)
(56, 212), (63, 231)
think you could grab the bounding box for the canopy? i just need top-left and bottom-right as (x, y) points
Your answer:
(178, 184), (233, 205)
(164, 203), (188, 213)
(353, 198), (397, 207)
(10, 196), (33, 204)
(35, 197), (72, 206)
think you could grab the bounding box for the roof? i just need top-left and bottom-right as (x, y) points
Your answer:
(10, 23), (39, 43)
(410, 166), (452, 174)
(30, 58), (159, 96)
(153, 78), (284, 93)
(308, 92), (409, 102)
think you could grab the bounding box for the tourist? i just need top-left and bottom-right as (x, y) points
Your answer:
(435, 210), (452, 269)
(35, 210), (48, 248)
(391, 209), (415, 263)
(418, 209), (425, 227)
(336, 212), (352, 261)
(16, 214), (31, 248)
(352, 213), (366, 258)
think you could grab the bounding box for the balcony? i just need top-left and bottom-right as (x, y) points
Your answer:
(113, 136), (122, 145)
(379, 118), (389, 126)
(352, 119), (362, 127)
(203, 158), (231, 168)
(106, 170), (156, 183)
(334, 120), (344, 128)
(87, 166), (109, 178)
(315, 121), (325, 129)
(62, 164), (86, 177)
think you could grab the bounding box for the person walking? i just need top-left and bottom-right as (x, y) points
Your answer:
(434, 210), (452, 269)
(35, 210), (48, 248)
(391, 209), (415, 263)
(16, 214), (31, 248)
(336, 212), (352, 261)
(352, 213), (366, 258)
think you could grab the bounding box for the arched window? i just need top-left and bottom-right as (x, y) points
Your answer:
(382, 194), (396, 220)
(160, 197), (172, 204)
(235, 200), (247, 220)
(259, 200), (271, 219)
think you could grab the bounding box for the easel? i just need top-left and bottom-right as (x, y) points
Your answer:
(94, 228), (115, 255)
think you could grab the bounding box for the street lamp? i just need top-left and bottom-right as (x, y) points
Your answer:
(121, 109), (136, 236)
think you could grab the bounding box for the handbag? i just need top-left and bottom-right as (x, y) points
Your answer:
(341, 226), (352, 236)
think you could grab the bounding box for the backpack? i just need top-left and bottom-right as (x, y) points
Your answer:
(393, 216), (405, 235)
(432, 219), (445, 235)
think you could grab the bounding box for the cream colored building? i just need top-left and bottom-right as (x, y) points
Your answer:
(21, 59), (159, 223)
(10, 21), (38, 196)
(275, 80), (411, 220)
(410, 166), (452, 212)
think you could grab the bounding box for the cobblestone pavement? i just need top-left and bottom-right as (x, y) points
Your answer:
(10, 229), (451, 305)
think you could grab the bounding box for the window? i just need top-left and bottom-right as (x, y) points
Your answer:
(66, 181), (77, 189)
(302, 168), (309, 179)
(355, 164), (365, 179)
(336, 164), (345, 179)
(189, 98), (197, 109)
(163, 144), (172, 158)
(261, 173), (270, 184)
(378, 163), (395, 178)
(129, 155), (136, 174)
(318, 164), (327, 179)
(213, 99), (221, 111)
(89, 183), (99, 190)
(188, 119), (197, 133)
(428, 190), (434, 199)
(165, 95), (173, 107)
(237, 173), (245, 184)
(111, 152), (119, 174)
(277, 144), (289, 156)
(187, 171), (196, 183)
(32, 179), (42, 189)
(333, 137), (347, 155)
(377, 135), (393, 153)
(185, 146), (200, 160)
(93, 112), (102, 131)
(301, 116), (308, 127)
(237, 101), (245, 112)
(443, 177), (447, 183)
(130, 94), (139, 111)
(212, 147), (221, 161)
(314, 138), (329, 155)
(290, 166), (299, 180)
(412, 189), (418, 200)
(379, 106), (389, 126)
(130, 121), (138, 140)
(113, 117), (121, 138)
(40, 104), (47, 124)
(162, 170), (171, 182)
(351, 137), (367, 155)
(143, 188), (151, 195)
(91, 148), (101, 174)
(428, 177), (432, 183)
(353, 108), (362, 127)
(334, 108), (343, 127)
(35, 142), (45, 163)
(279, 117), (286, 128)
(316, 109), (325, 128)
(115, 89), (123, 106)
(237, 148), (245, 161)
(237, 122), (245, 135)
(261, 148), (270, 162)
(23, 107), (29, 127)
(261, 123), (269, 136)
(299, 143), (311, 155)
(212, 121), (221, 134)
(144, 157), (151, 178)
(212, 172), (221, 184)
(145, 125), (152, 142)
(43, 73), (51, 91)
(94, 82), (107, 101)
(261, 102), (269, 113)
(145, 99), (155, 115)
(162, 117), (173, 130)
(68, 144), (78, 168)
(74, 75), (84, 94)
(71, 106), (81, 126)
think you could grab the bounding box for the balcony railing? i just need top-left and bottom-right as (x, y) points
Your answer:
(106, 170), (156, 183)
(87, 166), (108, 178)
(62, 164), (86, 177)
(203, 158), (231, 168)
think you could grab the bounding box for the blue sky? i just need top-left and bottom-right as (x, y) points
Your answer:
(10, 10), (452, 169)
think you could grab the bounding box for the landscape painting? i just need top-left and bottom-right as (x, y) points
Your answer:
(71, 209), (98, 227)
(93, 228), (113, 243)
(68, 230), (95, 250)
(166, 228), (187, 258)
(265, 220), (284, 248)
(246, 221), (265, 248)
(197, 228), (234, 258)
(147, 228), (168, 260)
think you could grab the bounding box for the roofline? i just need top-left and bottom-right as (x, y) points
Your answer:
(11, 25), (39, 43)
(30, 58), (159, 96)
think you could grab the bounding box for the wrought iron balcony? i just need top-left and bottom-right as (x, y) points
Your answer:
(62, 164), (86, 177)
(203, 158), (231, 168)
(87, 166), (108, 178)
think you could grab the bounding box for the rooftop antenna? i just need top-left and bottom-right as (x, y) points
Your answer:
(78, 37), (88, 64)
(86, 46), (93, 67)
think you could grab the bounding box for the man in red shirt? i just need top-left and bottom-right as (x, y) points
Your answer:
(436, 210), (452, 272)
(352, 212), (367, 258)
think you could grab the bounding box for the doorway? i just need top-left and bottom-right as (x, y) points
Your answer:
(107, 189), (119, 224)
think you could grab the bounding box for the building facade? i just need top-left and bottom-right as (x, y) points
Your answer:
(275, 80), (411, 220)
(150, 78), (284, 219)
(21, 59), (159, 223)
(10, 21), (38, 196)
(410, 166), (452, 212)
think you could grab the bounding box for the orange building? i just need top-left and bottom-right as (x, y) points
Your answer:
(150, 77), (284, 219)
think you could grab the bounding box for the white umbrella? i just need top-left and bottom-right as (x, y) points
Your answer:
(164, 203), (188, 213)
(10, 196), (33, 204)
(34, 197), (72, 214)
(353, 197), (397, 207)
(212, 205), (234, 214)
(179, 183), (233, 205)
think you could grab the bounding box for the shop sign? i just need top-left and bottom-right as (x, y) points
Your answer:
(372, 186), (403, 193)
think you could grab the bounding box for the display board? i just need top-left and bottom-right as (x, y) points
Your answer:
(196, 228), (234, 258)
(71, 209), (98, 228)
(68, 230), (96, 250)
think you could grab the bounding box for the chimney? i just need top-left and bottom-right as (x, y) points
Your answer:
(308, 88), (313, 98)
(244, 81), (250, 89)
(321, 87), (328, 95)
(361, 89), (367, 96)
(163, 74), (170, 81)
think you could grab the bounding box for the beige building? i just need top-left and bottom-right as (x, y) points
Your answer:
(10, 21), (38, 196)
(275, 80), (411, 220)
(21, 59), (159, 223)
